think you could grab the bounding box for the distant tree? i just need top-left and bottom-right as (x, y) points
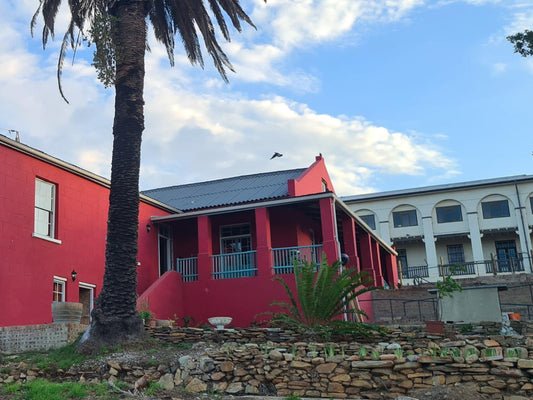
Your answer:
(507, 30), (533, 57)
(32, 0), (258, 354)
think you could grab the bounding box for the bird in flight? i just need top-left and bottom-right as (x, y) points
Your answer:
(270, 152), (283, 160)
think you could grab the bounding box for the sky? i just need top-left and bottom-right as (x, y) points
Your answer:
(1, 0), (533, 196)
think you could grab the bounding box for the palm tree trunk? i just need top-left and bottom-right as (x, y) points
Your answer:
(79, 0), (149, 353)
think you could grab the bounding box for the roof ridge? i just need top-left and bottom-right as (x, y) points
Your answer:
(142, 167), (307, 193)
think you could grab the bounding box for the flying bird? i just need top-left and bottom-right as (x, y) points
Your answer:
(270, 152), (283, 160)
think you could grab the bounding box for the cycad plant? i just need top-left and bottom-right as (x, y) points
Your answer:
(270, 257), (376, 332)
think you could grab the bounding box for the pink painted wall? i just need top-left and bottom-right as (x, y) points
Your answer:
(137, 271), (184, 321)
(0, 142), (169, 327)
(288, 155), (335, 196)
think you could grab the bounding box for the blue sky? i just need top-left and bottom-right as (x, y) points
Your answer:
(1, 0), (533, 196)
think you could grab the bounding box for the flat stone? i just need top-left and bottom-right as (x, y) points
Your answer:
(517, 359), (533, 369)
(225, 382), (244, 394)
(351, 360), (394, 369)
(331, 373), (350, 382)
(316, 362), (337, 374)
(185, 377), (207, 393)
(269, 350), (283, 361)
(290, 360), (312, 369)
(220, 361), (234, 372)
(158, 373), (174, 390)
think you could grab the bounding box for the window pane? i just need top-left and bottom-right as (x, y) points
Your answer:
(436, 205), (462, 223)
(35, 179), (56, 237)
(360, 214), (376, 230)
(393, 210), (417, 227)
(34, 209), (52, 236)
(482, 200), (510, 219)
(447, 245), (465, 264)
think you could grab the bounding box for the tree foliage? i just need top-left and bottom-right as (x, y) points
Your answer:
(270, 257), (377, 331)
(507, 30), (533, 57)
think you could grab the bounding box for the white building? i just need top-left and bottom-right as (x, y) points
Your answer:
(343, 175), (533, 283)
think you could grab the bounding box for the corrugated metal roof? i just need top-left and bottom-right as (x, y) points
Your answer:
(142, 168), (306, 211)
(341, 174), (533, 203)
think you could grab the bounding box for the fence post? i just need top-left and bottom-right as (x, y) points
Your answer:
(491, 253), (497, 276)
(398, 260), (404, 287)
(511, 257), (515, 274)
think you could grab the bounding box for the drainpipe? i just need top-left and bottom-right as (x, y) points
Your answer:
(332, 199), (348, 321)
(515, 183), (532, 272)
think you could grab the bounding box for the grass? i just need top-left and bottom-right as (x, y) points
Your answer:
(6, 341), (86, 372)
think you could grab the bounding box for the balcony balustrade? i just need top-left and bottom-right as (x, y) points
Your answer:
(271, 244), (323, 274)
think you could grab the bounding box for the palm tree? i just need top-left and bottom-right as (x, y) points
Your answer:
(32, 0), (257, 353)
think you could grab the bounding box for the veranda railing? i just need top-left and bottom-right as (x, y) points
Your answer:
(211, 251), (257, 279)
(271, 244), (323, 274)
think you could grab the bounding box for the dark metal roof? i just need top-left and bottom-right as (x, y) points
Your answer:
(342, 174), (533, 203)
(142, 168), (306, 211)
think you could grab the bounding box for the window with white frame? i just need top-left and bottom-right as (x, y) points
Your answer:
(34, 179), (57, 238)
(53, 277), (66, 302)
(482, 200), (510, 219)
(158, 225), (173, 276)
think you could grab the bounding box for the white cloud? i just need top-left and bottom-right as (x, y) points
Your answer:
(1, 0), (456, 197)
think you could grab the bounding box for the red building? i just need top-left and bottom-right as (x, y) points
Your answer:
(0, 135), (172, 327)
(0, 134), (397, 328)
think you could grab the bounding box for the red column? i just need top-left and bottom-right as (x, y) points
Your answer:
(371, 240), (384, 287)
(197, 216), (212, 281)
(319, 198), (339, 264)
(358, 230), (377, 285)
(383, 251), (399, 288)
(255, 207), (273, 278)
(341, 217), (360, 271)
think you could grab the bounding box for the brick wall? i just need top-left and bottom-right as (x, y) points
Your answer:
(0, 323), (87, 354)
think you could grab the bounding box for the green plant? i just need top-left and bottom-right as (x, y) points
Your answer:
(284, 395), (302, 400)
(146, 359), (158, 367)
(182, 315), (195, 327)
(435, 276), (463, 298)
(482, 348), (497, 358)
(506, 348), (520, 358)
(270, 257), (376, 332)
(394, 348), (403, 359)
(449, 348), (461, 357)
(430, 347), (438, 357)
(460, 323), (473, 333)
(359, 346), (367, 358)
(145, 382), (162, 396)
(464, 347), (477, 358)
(292, 345), (297, 357)
(326, 344), (335, 358)
(371, 349), (380, 360)
(440, 348), (448, 357)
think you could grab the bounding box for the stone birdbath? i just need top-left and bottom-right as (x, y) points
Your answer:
(208, 316), (232, 330)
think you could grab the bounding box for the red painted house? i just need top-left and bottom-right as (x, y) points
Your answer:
(140, 156), (398, 326)
(0, 134), (173, 327)
(1, 134), (397, 328)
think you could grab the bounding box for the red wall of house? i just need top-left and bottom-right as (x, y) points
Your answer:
(0, 143), (169, 327)
(288, 155), (335, 196)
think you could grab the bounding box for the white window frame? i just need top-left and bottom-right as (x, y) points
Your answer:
(53, 276), (66, 302)
(79, 282), (96, 322)
(158, 225), (173, 276)
(33, 179), (61, 244)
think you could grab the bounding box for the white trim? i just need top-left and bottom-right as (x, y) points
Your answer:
(79, 282), (96, 288)
(32, 232), (62, 244)
(53, 278), (66, 302)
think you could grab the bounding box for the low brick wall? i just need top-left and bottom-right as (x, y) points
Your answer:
(0, 323), (87, 354)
